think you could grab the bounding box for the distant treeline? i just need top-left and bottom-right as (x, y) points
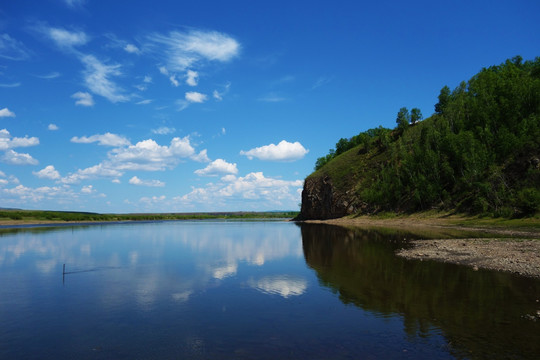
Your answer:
(313, 56), (540, 216)
(0, 210), (299, 222)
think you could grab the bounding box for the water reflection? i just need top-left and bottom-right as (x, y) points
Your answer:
(300, 223), (540, 359)
(249, 275), (308, 298)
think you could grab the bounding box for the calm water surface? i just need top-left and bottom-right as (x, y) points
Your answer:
(0, 221), (539, 359)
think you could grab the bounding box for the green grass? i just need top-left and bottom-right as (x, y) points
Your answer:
(0, 209), (300, 223)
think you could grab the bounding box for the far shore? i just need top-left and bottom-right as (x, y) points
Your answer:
(304, 215), (540, 278)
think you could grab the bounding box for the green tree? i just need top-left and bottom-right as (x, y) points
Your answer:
(435, 85), (450, 114)
(410, 108), (423, 125)
(396, 107), (410, 130)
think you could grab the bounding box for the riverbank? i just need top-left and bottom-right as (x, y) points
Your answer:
(303, 214), (540, 279)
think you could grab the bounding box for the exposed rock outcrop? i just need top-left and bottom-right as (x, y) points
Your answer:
(298, 175), (358, 220)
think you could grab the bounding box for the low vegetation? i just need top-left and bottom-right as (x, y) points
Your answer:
(0, 209), (299, 223)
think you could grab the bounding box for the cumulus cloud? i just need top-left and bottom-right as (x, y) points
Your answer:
(0, 33), (31, 61)
(48, 124), (59, 131)
(186, 70), (198, 86)
(195, 159), (238, 176)
(1, 184), (77, 203)
(71, 91), (94, 106)
(148, 29), (240, 72)
(71, 132), (130, 147)
(129, 176), (165, 187)
(0, 129), (39, 150)
(185, 91), (207, 103)
(81, 54), (129, 103)
(2, 149), (38, 165)
(33, 165), (61, 180)
(176, 171), (303, 208)
(249, 276), (307, 298)
(108, 136), (195, 171)
(0, 108), (15, 118)
(81, 185), (94, 194)
(240, 140), (308, 161)
(191, 149), (210, 162)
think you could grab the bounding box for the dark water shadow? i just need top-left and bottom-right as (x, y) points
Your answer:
(299, 223), (540, 359)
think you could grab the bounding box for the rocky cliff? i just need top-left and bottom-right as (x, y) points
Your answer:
(298, 175), (359, 220)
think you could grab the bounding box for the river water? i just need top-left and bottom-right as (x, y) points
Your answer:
(0, 221), (539, 359)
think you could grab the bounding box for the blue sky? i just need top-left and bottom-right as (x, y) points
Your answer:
(1, 0), (539, 213)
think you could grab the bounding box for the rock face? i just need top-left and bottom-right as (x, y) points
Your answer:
(298, 175), (357, 220)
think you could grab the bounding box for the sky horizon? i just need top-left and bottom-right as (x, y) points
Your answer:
(1, 0), (539, 213)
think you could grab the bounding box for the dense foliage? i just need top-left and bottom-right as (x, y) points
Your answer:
(313, 56), (540, 216)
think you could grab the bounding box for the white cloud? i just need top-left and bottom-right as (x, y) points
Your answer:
(124, 43), (140, 54)
(47, 27), (88, 48)
(0, 129), (39, 150)
(159, 66), (169, 75)
(212, 82), (231, 101)
(81, 185), (94, 194)
(64, 0), (86, 8)
(1, 184), (77, 203)
(143, 75), (152, 83)
(81, 54), (129, 103)
(48, 124), (59, 131)
(240, 140), (308, 162)
(176, 172), (303, 208)
(186, 70), (198, 86)
(0, 33), (31, 61)
(148, 29), (240, 72)
(71, 132), (130, 147)
(185, 91), (207, 103)
(249, 276), (307, 298)
(61, 163), (123, 184)
(0, 83), (21, 88)
(151, 126), (175, 135)
(136, 99), (153, 105)
(129, 176), (165, 187)
(33, 165), (60, 180)
(0, 108), (15, 118)
(36, 72), (61, 79)
(2, 149), (38, 165)
(71, 91), (94, 106)
(258, 94), (286, 102)
(195, 159), (238, 176)
(107, 136), (195, 171)
(191, 149), (210, 163)
(169, 74), (179, 87)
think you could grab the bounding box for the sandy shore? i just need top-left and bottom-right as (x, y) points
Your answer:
(304, 216), (540, 279)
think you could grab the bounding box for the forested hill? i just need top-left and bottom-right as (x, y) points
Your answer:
(299, 56), (540, 220)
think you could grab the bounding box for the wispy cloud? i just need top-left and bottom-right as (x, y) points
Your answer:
(35, 72), (61, 79)
(258, 93), (286, 102)
(71, 132), (130, 147)
(213, 82), (231, 101)
(0, 82), (21, 88)
(240, 140), (308, 162)
(148, 29), (240, 72)
(312, 76), (333, 90)
(81, 55), (129, 103)
(71, 91), (95, 106)
(0, 33), (31, 61)
(136, 99), (153, 105)
(124, 43), (140, 54)
(151, 126), (175, 135)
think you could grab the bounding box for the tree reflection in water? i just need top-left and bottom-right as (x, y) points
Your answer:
(300, 223), (540, 359)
